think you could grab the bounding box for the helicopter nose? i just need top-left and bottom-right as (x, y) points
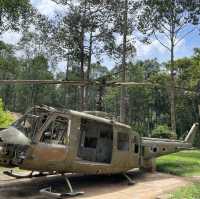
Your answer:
(0, 127), (30, 145)
(0, 127), (30, 167)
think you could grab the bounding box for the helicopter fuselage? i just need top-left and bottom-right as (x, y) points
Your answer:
(0, 106), (198, 174)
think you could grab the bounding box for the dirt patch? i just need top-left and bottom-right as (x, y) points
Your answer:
(0, 170), (190, 199)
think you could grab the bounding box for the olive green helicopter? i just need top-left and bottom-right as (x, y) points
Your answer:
(0, 78), (198, 198)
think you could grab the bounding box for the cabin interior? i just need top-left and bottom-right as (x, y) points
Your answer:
(78, 119), (113, 164)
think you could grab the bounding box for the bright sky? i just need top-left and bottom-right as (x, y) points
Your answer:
(1, 0), (200, 72)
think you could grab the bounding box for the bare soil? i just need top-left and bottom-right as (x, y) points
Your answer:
(0, 170), (190, 199)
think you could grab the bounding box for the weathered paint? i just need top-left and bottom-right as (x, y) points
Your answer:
(0, 106), (198, 175)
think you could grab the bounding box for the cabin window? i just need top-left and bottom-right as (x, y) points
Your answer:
(153, 147), (157, 152)
(135, 144), (139, 153)
(41, 116), (68, 144)
(117, 132), (129, 151)
(131, 136), (139, 153)
(142, 146), (145, 156)
(150, 146), (158, 153)
(162, 147), (166, 151)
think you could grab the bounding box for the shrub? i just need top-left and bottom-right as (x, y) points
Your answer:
(152, 124), (177, 139)
(0, 98), (14, 128)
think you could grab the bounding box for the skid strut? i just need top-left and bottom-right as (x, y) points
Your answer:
(40, 174), (84, 198)
(123, 173), (135, 185)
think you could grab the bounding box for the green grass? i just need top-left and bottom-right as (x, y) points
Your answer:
(169, 183), (200, 199)
(0, 98), (14, 128)
(156, 150), (200, 176)
(157, 150), (200, 198)
(0, 166), (26, 173)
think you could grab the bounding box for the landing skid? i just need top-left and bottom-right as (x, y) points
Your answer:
(3, 170), (50, 179)
(3, 170), (34, 179)
(40, 174), (84, 198)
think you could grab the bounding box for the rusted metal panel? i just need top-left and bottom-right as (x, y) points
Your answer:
(0, 105), (198, 177)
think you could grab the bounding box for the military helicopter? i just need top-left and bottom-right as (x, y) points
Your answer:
(0, 79), (199, 198)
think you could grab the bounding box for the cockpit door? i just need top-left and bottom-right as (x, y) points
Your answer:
(23, 114), (70, 170)
(40, 114), (69, 145)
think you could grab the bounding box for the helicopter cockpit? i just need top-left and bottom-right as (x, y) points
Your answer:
(10, 105), (58, 141)
(12, 114), (40, 140)
(40, 116), (69, 145)
(0, 106), (58, 167)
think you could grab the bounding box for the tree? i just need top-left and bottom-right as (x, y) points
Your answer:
(152, 124), (176, 139)
(34, 0), (115, 110)
(0, 0), (32, 34)
(172, 53), (200, 138)
(0, 41), (20, 110)
(120, 0), (128, 123)
(16, 54), (54, 110)
(107, 0), (141, 123)
(0, 98), (14, 128)
(139, 0), (200, 132)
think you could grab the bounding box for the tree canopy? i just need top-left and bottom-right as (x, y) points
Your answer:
(0, 0), (200, 138)
(0, 0), (32, 34)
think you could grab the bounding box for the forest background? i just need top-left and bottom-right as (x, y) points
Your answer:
(0, 0), (200, 140)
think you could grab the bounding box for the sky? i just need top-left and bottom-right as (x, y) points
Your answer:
(1, 0), (200, 72)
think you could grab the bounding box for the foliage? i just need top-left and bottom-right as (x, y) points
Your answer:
(0, 98), (14, 128)
(0, 0), (32, 34)
(169, 183), (200, 199)
(138, 0), (200, 132)
(0, 1), (199, 140)
(138, 0), (200, 49)
(156, 150), (200, 176)
(152, 125), (177, 139)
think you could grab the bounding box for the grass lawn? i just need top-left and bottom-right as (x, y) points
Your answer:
(169, 183), (200, 199)
(156, 150), (200, 177)
(157, 150), (200, 198)
(0, 166), (26, 173)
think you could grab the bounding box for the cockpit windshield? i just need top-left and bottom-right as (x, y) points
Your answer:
(12, 114), (41, 139)
(11, 106), (51, 140)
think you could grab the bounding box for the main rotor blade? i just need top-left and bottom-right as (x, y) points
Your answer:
(0, 80), (96, 86)
(0, 80), (197, 94)
(112, 81), (157, 86)
(109, 81), (198, 94)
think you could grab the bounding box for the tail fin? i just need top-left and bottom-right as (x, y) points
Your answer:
(184, 123), (199, 143)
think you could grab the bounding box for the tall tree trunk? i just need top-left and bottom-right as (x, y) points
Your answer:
(85, 30), (93, 110)
(120, 0), (128, 123)
(80, 1), (87, 111)
(87, 31), (92, 81)
(80, 26), (86, 111)
(170, 45), (176, 132)
(31, 84), (34, 106)
(170, 12), (176, 133)
(64, 56), (70, 107)
(13, 86), (17, 111)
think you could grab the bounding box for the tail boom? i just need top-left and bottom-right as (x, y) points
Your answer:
(141, 123), (199, 160)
